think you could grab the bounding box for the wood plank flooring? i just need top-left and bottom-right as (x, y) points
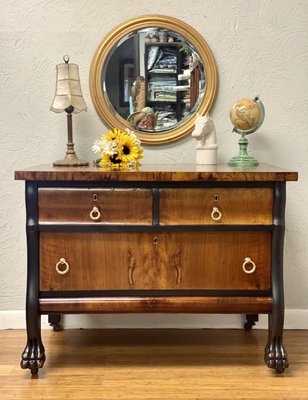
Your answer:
(0, 329), (307, 399)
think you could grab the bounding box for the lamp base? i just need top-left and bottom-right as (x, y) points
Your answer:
(53, 152), (89, 167)
(53, 112), (89, 167)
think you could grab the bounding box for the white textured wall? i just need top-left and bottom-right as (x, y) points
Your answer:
(1, 1), (308, 319)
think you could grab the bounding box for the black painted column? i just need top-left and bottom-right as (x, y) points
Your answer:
(264, 182), (289, 373)
(20, 181), (45, 376)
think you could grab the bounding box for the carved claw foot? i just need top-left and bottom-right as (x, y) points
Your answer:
(21, 338), (45, 376)
(264, 337), (289, 373)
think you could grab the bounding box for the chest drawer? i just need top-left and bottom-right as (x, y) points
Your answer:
(38, 188), (152, 224)
(160, 188), (273, 225)
(40, 231), (271, 291)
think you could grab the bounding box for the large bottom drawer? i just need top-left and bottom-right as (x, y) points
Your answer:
(40, 232), (271, 291)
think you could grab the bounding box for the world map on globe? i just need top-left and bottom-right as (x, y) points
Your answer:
(230, 98), (261, 132)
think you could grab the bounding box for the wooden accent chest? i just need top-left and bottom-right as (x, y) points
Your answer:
(15, 164), (297, 376)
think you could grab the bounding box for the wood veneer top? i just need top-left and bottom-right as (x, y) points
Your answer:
(14, 163), (298, 182)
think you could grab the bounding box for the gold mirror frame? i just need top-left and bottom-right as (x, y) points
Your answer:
(89, 15), (217, 145)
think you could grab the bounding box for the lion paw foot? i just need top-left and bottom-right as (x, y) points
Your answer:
(264, 337), (289, 373)
(21, 338), (45, 375)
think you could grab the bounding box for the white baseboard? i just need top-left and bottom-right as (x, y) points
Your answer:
(1, 309), (308, 330)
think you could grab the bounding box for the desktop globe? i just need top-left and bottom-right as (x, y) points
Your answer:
(228, 97), (265, 167)
(230, 98), (261, 131)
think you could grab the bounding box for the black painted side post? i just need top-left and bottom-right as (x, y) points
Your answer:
(264, 182), (289, 373)
(20, 181), (45, 376)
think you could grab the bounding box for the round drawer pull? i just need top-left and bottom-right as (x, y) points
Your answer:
(55, 258), (70, 275)
(242, 257), (256, 274)
(211, 207), (222, 221)
(90, 206), (101, 221)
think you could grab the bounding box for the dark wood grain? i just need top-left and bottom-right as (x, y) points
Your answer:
(160, 188), (273, 225)
(39, 188), (152, 224)
(39, 296), (272, 314)
(40, 296), (272, 314)
(40, 231), (271, 291)
(15, 163), (298, 182)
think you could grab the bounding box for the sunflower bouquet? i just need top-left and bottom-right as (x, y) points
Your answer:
(92, 128), (143, 170)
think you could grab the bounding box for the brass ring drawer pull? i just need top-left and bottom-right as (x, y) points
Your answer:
(90, 206), (101, 221)
(55, 258), (70, 275)
(242, 257), (256, 274)
(211, 207), (222, 221)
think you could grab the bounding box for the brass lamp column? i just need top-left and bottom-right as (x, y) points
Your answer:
(51, 55), (89, 166)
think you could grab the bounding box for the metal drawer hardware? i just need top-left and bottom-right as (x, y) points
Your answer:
(211, 206), (222, 221)
(55, 258), (70, 275)
(90, 206), (101, 221)
(214, 194), (219, 201)
(153, 236), (159, 245)
(92, 193), (98, 201)
(242, 257), (256, 274)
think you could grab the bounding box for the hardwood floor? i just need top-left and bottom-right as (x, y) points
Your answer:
(0, 329), (307, 399)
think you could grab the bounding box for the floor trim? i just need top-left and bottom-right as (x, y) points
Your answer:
(0, 309), (308, 329)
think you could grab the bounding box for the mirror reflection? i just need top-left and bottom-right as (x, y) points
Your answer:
(104, 29), (205, 133)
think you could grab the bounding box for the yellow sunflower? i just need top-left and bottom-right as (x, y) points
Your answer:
(105, 128), (125, 142)
(94, 127), (143, 170)
(99, 152), (122, 169)
(118, 135), (143, 163)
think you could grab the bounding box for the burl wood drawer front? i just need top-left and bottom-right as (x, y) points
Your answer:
(160, 188), (273, 225)
(38, 188), (152, 224)
(40, 232), (271, 291)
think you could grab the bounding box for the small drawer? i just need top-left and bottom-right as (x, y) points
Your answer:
(160, 188), (273, 225)
(38, 188), (152, 224)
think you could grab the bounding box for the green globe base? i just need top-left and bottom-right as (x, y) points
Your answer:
(228, 155), (259, 167)
(228, 135), (259, 167)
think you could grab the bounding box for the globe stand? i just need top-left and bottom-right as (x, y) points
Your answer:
(228, 134), (259, 167)
(228, 96), (265, 168)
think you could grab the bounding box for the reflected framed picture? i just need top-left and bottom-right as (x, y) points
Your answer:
(119, 58), (135, 107)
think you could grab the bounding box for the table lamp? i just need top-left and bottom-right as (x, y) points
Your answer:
(51, 55), (89, 166)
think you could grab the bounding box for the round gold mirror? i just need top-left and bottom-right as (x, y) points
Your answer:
(90, 15), (217, 145)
